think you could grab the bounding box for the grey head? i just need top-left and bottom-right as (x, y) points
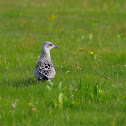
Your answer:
(40, 41), (58, 60)
(41, 41), (58, 52)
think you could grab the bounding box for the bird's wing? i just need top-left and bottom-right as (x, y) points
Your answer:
(35, 60), (54, 80)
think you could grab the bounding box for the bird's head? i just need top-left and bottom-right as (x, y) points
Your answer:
(41, 41), (59, 52)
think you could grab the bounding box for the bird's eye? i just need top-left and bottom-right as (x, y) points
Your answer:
(49, 43), (53, 46)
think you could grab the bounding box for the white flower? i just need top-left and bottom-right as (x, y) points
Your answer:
(70, 95), (74, 97)
(32, 107), (37, 112)
(12, 103), (16, 108)
(74, 89), (78, 91)
(29, 102), (33, 106)
(66, 71), (70, 73)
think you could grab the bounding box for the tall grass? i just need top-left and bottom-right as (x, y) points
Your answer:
(0, 0), (126, 125)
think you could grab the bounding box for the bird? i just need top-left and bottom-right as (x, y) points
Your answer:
(34, 41), (59, 81)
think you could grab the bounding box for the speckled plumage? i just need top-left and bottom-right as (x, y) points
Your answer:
(34, 41), (58, 81)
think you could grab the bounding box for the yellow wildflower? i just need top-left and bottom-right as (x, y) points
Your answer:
(79, 48), (82, 51)
(48, 15), (56, 21)
(17, 58), (19, 62)
(90, 51), (94, 55)
(74, 52), (77, 55)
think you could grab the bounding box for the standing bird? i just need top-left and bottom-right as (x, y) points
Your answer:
(34, 41), (58, 81)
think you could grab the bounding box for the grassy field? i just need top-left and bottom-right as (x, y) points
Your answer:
(0, 0), (126, 125)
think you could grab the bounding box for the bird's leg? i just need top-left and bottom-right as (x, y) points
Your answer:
(47, 79), (51, 83)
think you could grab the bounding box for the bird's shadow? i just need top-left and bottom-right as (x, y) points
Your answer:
(2, 77), (43, 88)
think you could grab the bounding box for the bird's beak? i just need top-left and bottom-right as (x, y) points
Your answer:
(54, 46), (59, 48)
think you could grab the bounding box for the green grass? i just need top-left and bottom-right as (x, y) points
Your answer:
(0, 0), (126, 125)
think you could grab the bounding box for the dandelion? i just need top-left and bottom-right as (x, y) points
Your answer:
(90, 51), (94, 55)
(48, 15), (56, 21)
(74, 52), (77, 55)
(79, 48), (82, 51)
(17, 58), (19, 62)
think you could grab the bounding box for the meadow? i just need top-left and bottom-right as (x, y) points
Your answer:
(0, 0), (126, 125)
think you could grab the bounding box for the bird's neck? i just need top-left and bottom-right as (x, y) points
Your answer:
(39, 49), (51, 61)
